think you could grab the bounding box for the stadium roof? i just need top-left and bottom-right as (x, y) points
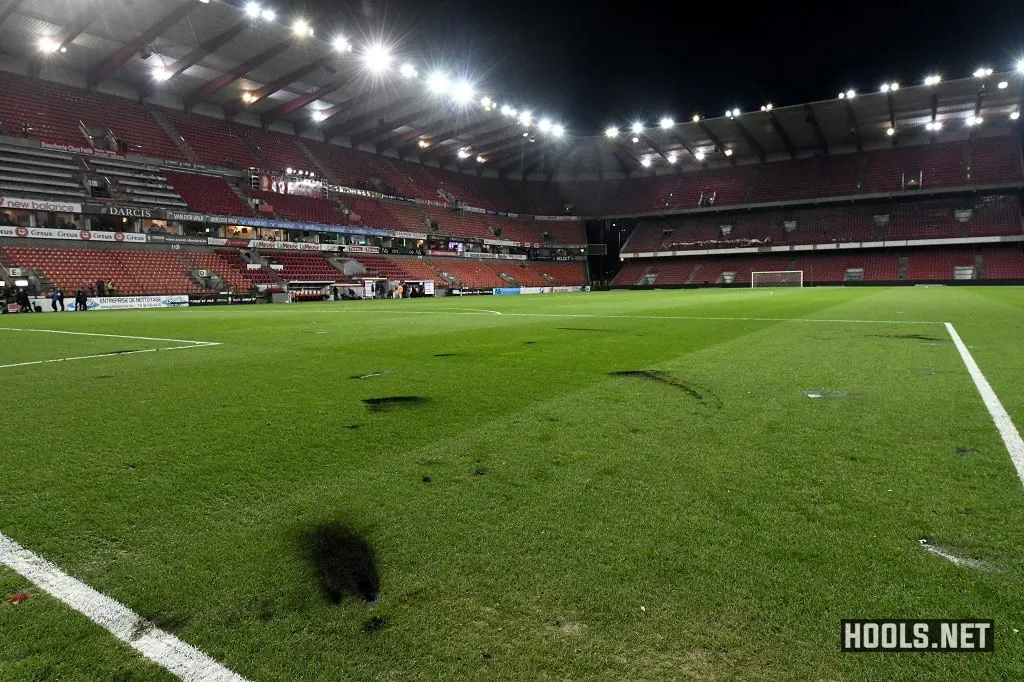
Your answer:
(2, 0), (1023, 180)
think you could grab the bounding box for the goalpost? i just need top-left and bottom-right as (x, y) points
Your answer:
(751, 270), (804, 288)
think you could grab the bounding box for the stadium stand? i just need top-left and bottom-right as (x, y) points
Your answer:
(233, 126), (315, 173)
(164, 171), (254, 217)
(529, 262), (587, 286)
(0, 143), (85, 201)
(261, 250), (348, 282)
(216, 249), (280, 284)
(179, 251), (254, 291)
(249, 190), (342, 224)
(351, 255), (442, 283)
(160, 110), (259, 168)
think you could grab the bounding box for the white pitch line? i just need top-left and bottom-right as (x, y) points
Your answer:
(0, 531), (249, 682)
(945, 322), (1024, 489)
(0, 326), (216, 345)
(0, 344), (218, 370)
(290, 308), (941, 325)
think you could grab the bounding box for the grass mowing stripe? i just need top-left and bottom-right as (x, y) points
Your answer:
(0, 345), (217, 370)
(945, 321), (1024, 489)
(0, 531), (248, 682)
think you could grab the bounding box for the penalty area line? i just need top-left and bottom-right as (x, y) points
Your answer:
(0, 344), (219, 370)
(0, 327), (218, 346)
(945, 322), (1024, 489)
(0, 530), (249, 681)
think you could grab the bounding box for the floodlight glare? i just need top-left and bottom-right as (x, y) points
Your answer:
(966, 115), (982, 127)
(38, 37), (61, 54)
(476, 155), (486, 163)
(631, 136), (639, 144)
(880, 83), (890, 93)
(845, 89), (856, 99)
(694, 151), (706, 161)
(312, 111), (326, 122)
(457, 148), (471, 159)
(399, 63), (417, 79)
(452, 81), (475, 103)
(292, 19), (311, 37)
(245, 2), (261, 18)
(605, 126), (619, 138)
(333, 36), (352, 52)
(724, 148), (734, 157)
(242, 92), (256, 104)
(152, 66), (171, 82)
(659, 117), (674, 129)
(924, 74), (941, 86)
(261, 9), (276, 21)
(886, 126), (895, 136)
(501, 104), (515, 116)
(538, 118), (552, 133)
(973, 67), (992, 78)
(925, 120), (942, 131)
(640, 156), (652, 168)
(1017, 58), (1024, 73)
(363, 45), (392, 73)
(519, 110), (533, 126)
(480, 96), (492, 108)
(838, 92), (845, 99)
(732, 108), (741, 117)
(890, 82), (899, 91)
(692, 114), (700, 122)
(427, 72), (451, 94)
(998, 81), (1009, 89)
(631, 121), (643, 134)
(1012, 111), (1021, 121)
(286, 167), (293, 174)
(552, 124), (565, 137)
(667, 152), (677, 163)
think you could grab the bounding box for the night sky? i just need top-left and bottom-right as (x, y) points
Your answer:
(287, 0), (1024, 136)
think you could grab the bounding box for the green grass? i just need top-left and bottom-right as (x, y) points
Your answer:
(1, 287), (1023, 680)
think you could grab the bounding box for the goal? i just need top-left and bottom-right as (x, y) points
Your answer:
(751, 270), (804, 288)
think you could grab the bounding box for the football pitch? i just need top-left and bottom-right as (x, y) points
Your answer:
(1, 286), (1023, 680)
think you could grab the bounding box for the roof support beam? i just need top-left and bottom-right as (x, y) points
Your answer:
(885, 92), (899, 147)
(329, 96), (421, 144)
(140, 21), (247, 99)
(184, 40), (292, 109)
(0, 0), (25, 29)
(377, 116), (446, 155)
(767, 113), (797, 159)
(87, 0), (201, 88)
(803, 104), (830, 156)
(639, 133), (676, 166)
(442, 128), (529, 164)
(261, 77), (351, 126)
(697, 121), (735, 166)
(842, 100), (863, 152)
(307, 89), (384, 136)
(495, 138), (539, 172)
(731, 119), (765, 163)
(668, 132), (698, 159)
(358, 111), (427, 149)
(400, 120), (494, 159)
(235, 59), (325, 112)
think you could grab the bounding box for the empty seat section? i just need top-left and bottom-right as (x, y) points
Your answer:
(233, 126), (313, 172)
(250, 190), (340, 224)
(262, 251), (345, 282)
(162, 110), (259, 167)
(180, 251), (254, 291)
(164, 171), (253, 216)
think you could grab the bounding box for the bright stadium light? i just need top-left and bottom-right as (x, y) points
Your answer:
(925, 120), (942, 131)
(311, 111), (326, 122)
(924, 74), (941, 86)
(292, 19), (313, 37)
(692, 114), (700, 122)
(667, 152), (677, 163)
(724, 148), (734, 157)
(886, 126), (895, 136)
(538, 118), (552, 133)
(880, 83), (890, 93)
(694, 150), (706, 161)
(845, 89), (856, 99)
(726, 109), (734, 118)
(427, 72), (451, 94)
(457, 147), (471, 159)
(966, 115), (982, 127)
(286, 167), (293, 174)
(152, 66), (171, 82)
(973, 67), (993, 78)
(399, 63), (417, 78)
(732, 108), (741, 117)
(242, 92), (256, 104)
(631, 136), (640, 144)
(760, 103), (773, 112)
(659, 116), (674, 129)
(838, 92), (845, 99)
(452, 81), (475, 103)
(333, 36), (352, 52)
(552, 124), (565, 137)
(1012, 111), (1021, 121)
(631, 121), (643, 134)
(890, 82), (899, 91)
(476, 155), (486, 163)
(363, 44), (392, 73)
(38, 37), (61, 54)
(640, 156), (652, 168)
(605, 126), (619, 138)
(245, 2), (261, 18)
(1017, 58), (1024, 73)
(261, 9), (276, 21)
(998, 81), (1009, 89)
(480, 96), (492, 108)
(519, 110), (533, 126)
(501, 104), (515, 116)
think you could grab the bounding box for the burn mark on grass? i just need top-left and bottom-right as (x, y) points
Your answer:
(363, 396), (429, 412)
(364, 616), (387, 632)
(956, 447), (976, 456)
(433, 353), (458, 357)
(139, 611), (189, 635)
(344, 424), (362, 430)
(93, 375), (116, 380)
(610, 370), (713, 404)
(524, 341), (538, 345)
(300, 522), (380, 604)
(876, 334), (944, 342)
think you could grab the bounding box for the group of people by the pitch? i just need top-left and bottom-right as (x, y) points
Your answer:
(1, 279), (118, 313)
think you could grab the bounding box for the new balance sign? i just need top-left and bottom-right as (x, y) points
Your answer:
(841, 619), (993, 652)
(0, 196), (82, 214)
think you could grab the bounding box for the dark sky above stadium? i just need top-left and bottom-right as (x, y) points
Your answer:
(291, 0), (1024, 136)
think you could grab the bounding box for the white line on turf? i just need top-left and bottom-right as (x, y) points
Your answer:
(0, 327), (218, 345)
(0, 531), (249, 682)
(292, 309), (941, 325)
(0, 344), (216, 370)
(945, 322), (1024, 489)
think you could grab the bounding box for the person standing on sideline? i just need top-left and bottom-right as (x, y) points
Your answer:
(56, 289), (65, 312)
(107, 280), (116, 297)
(96, 279), (105, 297)
(50, 289), (58, 311)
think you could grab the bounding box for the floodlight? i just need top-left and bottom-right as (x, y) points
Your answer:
(1012, 111), (1021, 121)
(925, 121), (942, 131)
(261, 9), (276, 21)
(732, 108), (740, 117)
(838, 92), (845, 99)
(152, 66), (171, 82)
(692, 114), (700, 122)
(726, 109), (733, 118)
(890, 82), (899, 91)
(417, 139), (430, 148)
(399, 63), (417, 78)
(286, 167), (293, 174)
(538, 118), (552, 133)
(974, 67), (992, 78)
(631, 136), (639, 144)
(765, 103), (772, 111)
(457, 148), (471, 159)
(998, 81), (1009, 89)
(640, 156), (652, 168)
(724, 148), (734, 157)
(694, 151), (706, 161)
(312, 111), (326, 122)
(886, 126), (895, 136)
(552, 124), (565, 137)
(966, 115), (982, 127)
(480, 96), (492, 108)
(605, 126), (619, 138)
(1017, 58), (1024, 73)
(659, 117), (674, 129)
(292, 19), (312, 37)
(924, 74), (941, 86)
(845, 89), (856, 99)
(501, 104), (515, 116)
(38, 37), (61, 54)
(476, 155), (486, 163)
(631, 121), (643, 134)
(427, 72), (451, 94)
(333, 36), (352, 52)
(667, 152), (677, 163)
(245, 2), (261, 18)
(242, 92), (256, 104)
(880, 83), (890, 93)
(363, 45), (392, 73)
(519, 110), (533, 126)
(452, 81), (475, 103)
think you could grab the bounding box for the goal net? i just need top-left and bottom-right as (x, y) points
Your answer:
(751, 270), (803, 288)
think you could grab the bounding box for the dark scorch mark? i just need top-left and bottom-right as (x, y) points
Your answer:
(299, 522), (380, 604)
(610, 370), (707, 402)
(363, 396), (429, 412)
